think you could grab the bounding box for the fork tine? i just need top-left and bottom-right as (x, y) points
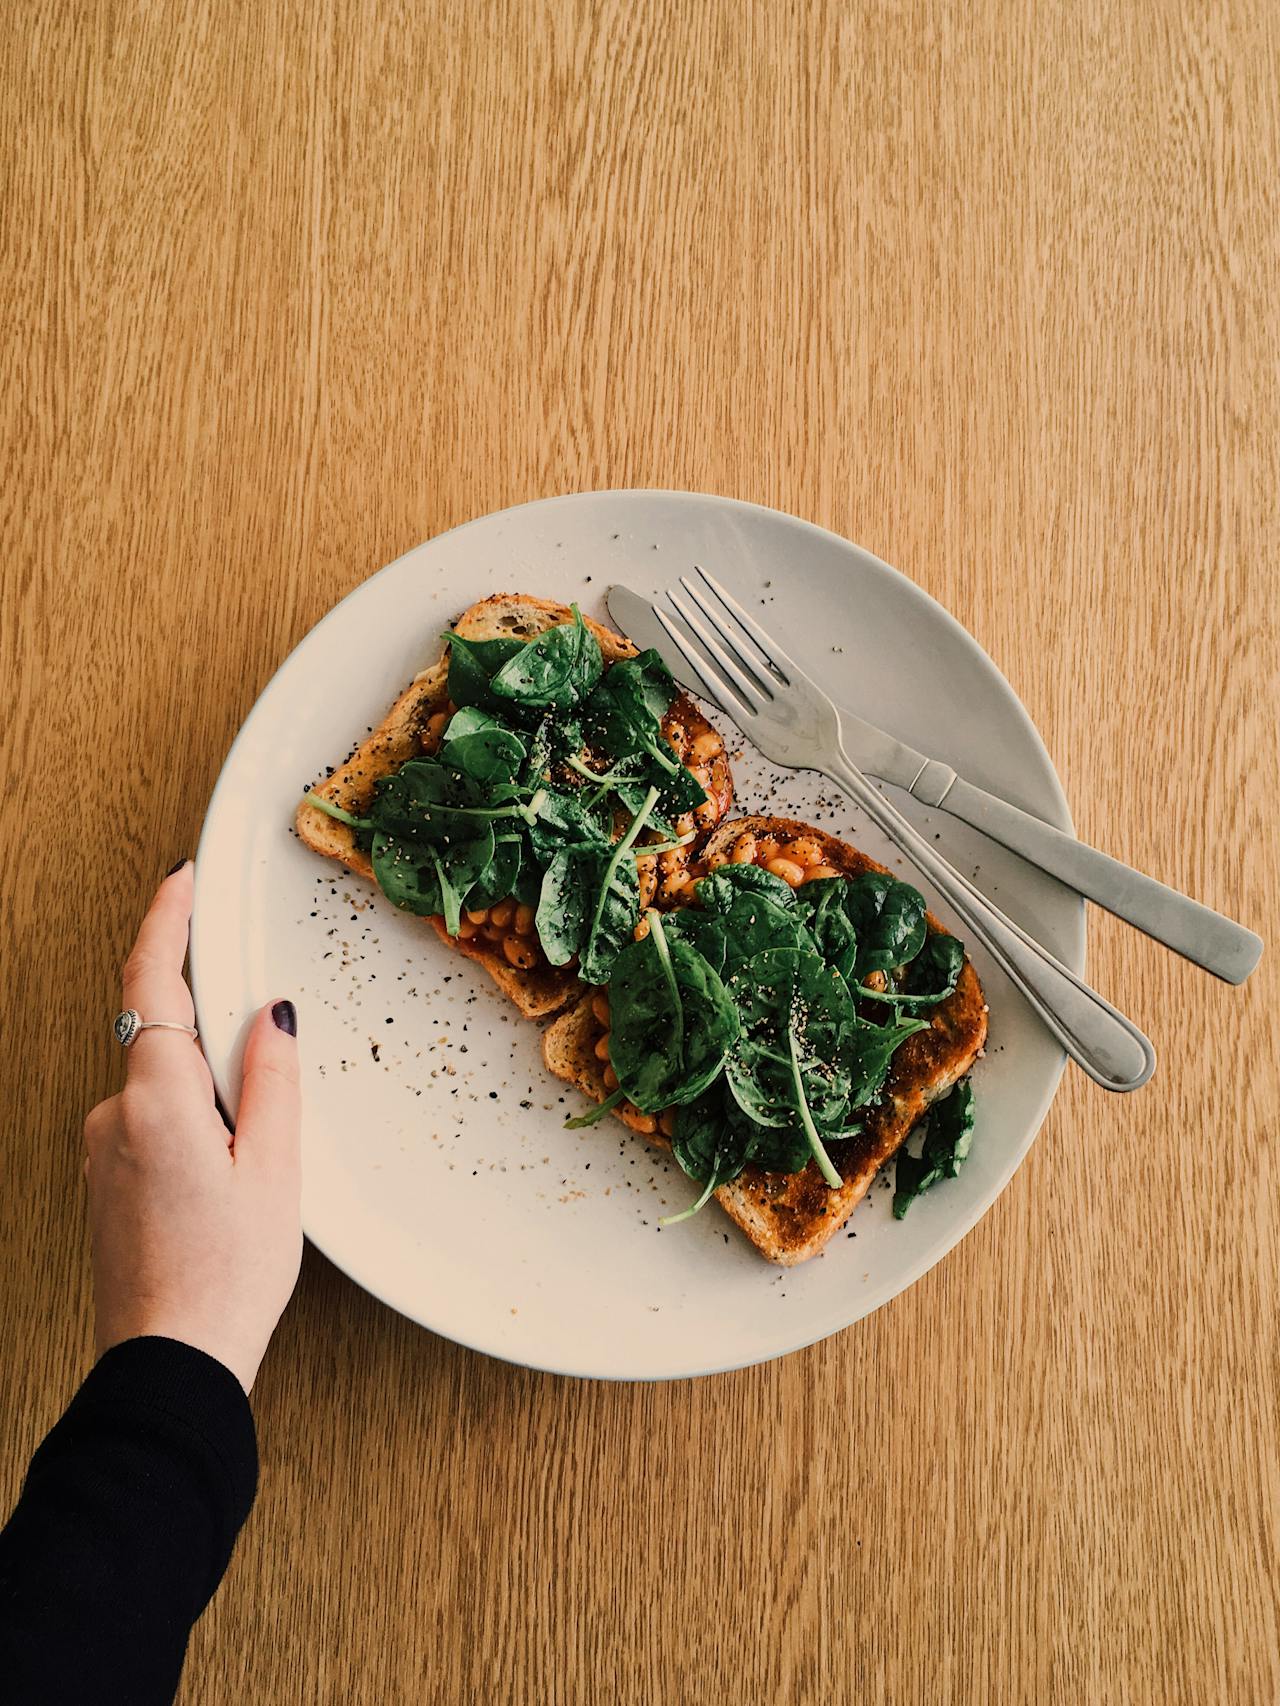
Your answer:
(694, 565), (802, 687)
(666, 586), (773, 711)
(653, 604), (758, 722)
(677, 574), (782, 695)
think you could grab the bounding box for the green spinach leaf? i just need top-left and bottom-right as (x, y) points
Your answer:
(725, 947), (858, 1186)
(438, 707), (527, 785)
(535, 845), (594, 966)
(368, 823), (493, 929)
(661, 1089), (753, 1223)
(892, 1078), (976, 1217)
(582, 648), (708, 814)
(490, 605), (603, 709)
(577, 787), (659, 984)
(467, 829), (525, 911)
(605, 912), (740, 1112)
(445, 632), (526, 713)
(793, 871), (929, 983)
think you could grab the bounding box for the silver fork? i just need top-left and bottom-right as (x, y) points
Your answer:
(655, 567), (1157, 1092)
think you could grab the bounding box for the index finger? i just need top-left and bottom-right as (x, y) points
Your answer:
(121, 862), (203, 1080)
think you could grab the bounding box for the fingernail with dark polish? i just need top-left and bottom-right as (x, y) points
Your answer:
(272, 1000), (297, 1037)
(166, 859), (188, 877)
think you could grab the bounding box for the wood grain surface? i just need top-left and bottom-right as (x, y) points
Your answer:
(3, 2), (1277, 1700)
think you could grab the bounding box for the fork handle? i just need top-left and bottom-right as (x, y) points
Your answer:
(826, 751), (1157, 1092)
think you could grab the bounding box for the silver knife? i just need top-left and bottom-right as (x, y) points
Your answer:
(607, 583), (1262, 985)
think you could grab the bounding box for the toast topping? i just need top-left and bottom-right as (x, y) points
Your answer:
(569, 839), (978, 1228)
(302, 608), (730, 992)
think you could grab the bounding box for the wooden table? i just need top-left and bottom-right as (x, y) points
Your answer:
(4, 4), (1277, 1700)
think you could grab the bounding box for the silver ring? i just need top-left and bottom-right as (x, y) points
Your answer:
(114, 1009), (199, 1048)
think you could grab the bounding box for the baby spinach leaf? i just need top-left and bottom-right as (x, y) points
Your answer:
(699, 863), (798, 913)
(661, 907), (730, 977)
(438, 707), (527, 785)
(585, 649), (677, 757)
(725, 948), (855, 1138)
(661, 1089), (753, 1224)
(605, 913), (740, 1113)
(467, 829), (525, 911)
(892, 1078), (976, 1217)
(535, 845), (594, 966)
(582, 649), (708, 814)
(370, 760), (539, 847)
(370, 833), (443, 915)
(791, 877), (859, 982)
(490, 606), (603, 709)
(577, 787), (659, 984)
(843, 1010), (931, 1109)
(739, 1111), (816, 1176)
(446, 632), (526, 713)
(901, 931), (964, 1001)
(526, 787), (611, 861)
(694, 864), (808, 969)
(857, 931), (965, 1007)
(660, 1084), (819, 1223)
(844, 871), (928, 977)
(793, 871), (929, 983)
(650, 759), (708, 819)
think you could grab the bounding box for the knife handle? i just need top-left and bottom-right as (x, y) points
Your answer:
(928, 775), (1262, 985)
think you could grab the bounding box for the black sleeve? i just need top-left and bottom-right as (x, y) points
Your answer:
(0, 1336), (258, 1706)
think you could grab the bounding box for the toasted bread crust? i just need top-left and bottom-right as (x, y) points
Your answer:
(542, 815), (988, 1265)
(295, 595), (733, 1019)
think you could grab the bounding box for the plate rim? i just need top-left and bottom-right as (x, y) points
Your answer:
(193, 488), (1084, 1381)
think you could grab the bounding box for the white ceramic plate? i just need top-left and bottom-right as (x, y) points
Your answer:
(193, 492), (1084, 1381)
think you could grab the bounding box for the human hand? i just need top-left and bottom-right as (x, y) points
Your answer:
(83, 862), (302, 1394)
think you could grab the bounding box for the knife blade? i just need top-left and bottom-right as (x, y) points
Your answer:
(605, 582), (1263, 983)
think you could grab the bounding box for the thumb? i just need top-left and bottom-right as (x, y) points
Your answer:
(235, 1000), (301, 1169)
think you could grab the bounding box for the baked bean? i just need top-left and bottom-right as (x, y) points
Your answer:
(602, 1064), (619, 1091)
(658, 1108), (677, 1137)
(637, 855), (658, 908)
(633, 915), (651, 940)
(730, 833), (758, 865)
(766, 856), (806, 888)
(590, 991), (610, 1027)
(786, 836), (825, 868)
(489, 898), (515, 928)
(514, 902), (536, 936)
(658, 849), (683, 877)
(660, 871), (694, 900)
(502, 935), (538, 969)
(593, 1032), (611, 1062)
(482, 922), (506, 942)
(862, 970), (887, 992)
(676, 813), (696, 837)
(465, 907), (489, 924)
(706, 849), (730, 870)
(695, 799), (718, 827)
(755, 838), (780, 863)
(624, 1104), (657, 1135)
(690, 729), (722, 763)
(804, 864), (841, 883)
(665, 720), (686, 748)
(691, 765), (710, 789)
(456, 919), (479, 940)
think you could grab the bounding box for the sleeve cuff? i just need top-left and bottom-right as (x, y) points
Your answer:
(75, 1338), (258, 1526)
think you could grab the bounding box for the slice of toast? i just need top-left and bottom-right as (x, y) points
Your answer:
(542, 815), (988, 1265)
(295, 594), (733, 1018)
